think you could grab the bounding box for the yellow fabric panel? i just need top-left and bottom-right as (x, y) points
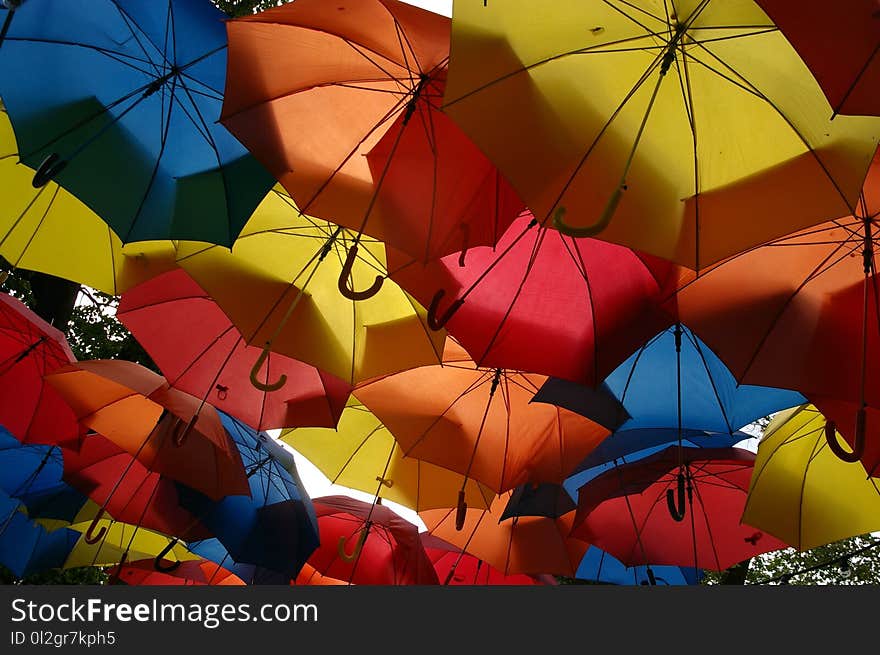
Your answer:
(63, 520), (198, 569)
(743, 405), (880, 550)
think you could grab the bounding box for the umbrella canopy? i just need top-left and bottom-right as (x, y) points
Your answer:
(0, 494), (79, 579)
(441, 0), (880, 271)
(571, 446), (787, 571)
(62, 518), (199, 570)
(420, 534), (554, 585)
(108, 557), (245, 586)
(0, 291), (79, 445)
(420, 492), (588, 578)
(281, 397), (495, 512)
(0, 425), (86, 522)
(308, 495), (439, 585)
(354, 339), (611, 511)
(293, 563), (347, 586)
(536, 324), (804, 437)
(742, 405), (880, 551)
(45, 359), (249, 500)
(221, 0), (523, 265)
(671, 152), (880, 468)
(499, 483), (575, 521)
(0, 0), (275, 246)
(176, 188), (446, 386)
(755, 0), (880, 117)
(386, 212), (682, 384)
(174, 412), (320, 579)
(576, 545), (703, 586)
(0, 105), (176, 295)
(117, 268), (352, 431)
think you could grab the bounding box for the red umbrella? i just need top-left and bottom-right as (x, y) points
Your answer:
(308, 495), (438, 585)
(0, 292), (79, 444)
(571, 446), (787, 571)
(755, 0), (880, 117)
(109, 558), (245, 586)
(117, 269), (352, 431)
(420, 533), (556, 586)
(60, 432), (210, 542)
(387, 212), (682, 384)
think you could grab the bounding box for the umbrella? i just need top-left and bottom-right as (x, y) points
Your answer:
(62, 518), (199, 570)
(576, 545), (703, 586)
(281, 397), (495, 512)
(117, 268), (352, 431)
(188, 538), (294, 585)
(420, 491), (588, 578)
(754, 0), (880, 117)
(386, 211), (683, 384)
(440, 0), (880, 271)
(0, 493), (79, 579)
(0, 0), (275, 246)
(221, 0), (523, 271)
(293, 563), (347, 586)
(420, 533), (555, 586)
(742, 405), (880, 551)
(0, 291), (79, 445)
(672, 152), (880, 468)
(354, 338), (610, 524)
(499, 483), (575, 521)
(176, 187), (446, 387)
(0, 104), (176, 295)
(108, 557), (245, 586)
(44, 359), (250, 544)
(308, 495), (439, 585)
(570, 446), (787, 571)
(173, 412), (320, 579)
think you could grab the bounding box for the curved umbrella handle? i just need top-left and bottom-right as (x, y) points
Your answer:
(454, 489), (467, 531)
(551, 186), (624, 238)
(109, 550), (129, 585)
(172, 414), (198, 448)
(337, 527), (369, 563)
(824, 414), (866, 463)
(427, 289), (464, 331)
(31, 152), (67, 188)
(154, 539), (182, 573)
(249, 345), (287, 392)
(338, 244), (384, 301)
(458, 224), (470, 268)
(83, 508), (108, 545)
(666, 471), (686, 522)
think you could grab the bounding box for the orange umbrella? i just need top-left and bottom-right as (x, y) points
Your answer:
(292, 563), (347, 586)
(672, 152), (880, 467)
(45, 360), (249, 504)
(420, 492), (588, 578)
(220, 0), (523, 284)
(354, 339), (610, 524)
(109, 558), (245, 586)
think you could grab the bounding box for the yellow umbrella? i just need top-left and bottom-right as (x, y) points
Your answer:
(442, 0), (880, 271)
(62, 518), (198, 569)
(176, 188), (445, 386)
(742, 404), (880, 551)
(281, 398), (494, 512)
(0, 104), (176, 295)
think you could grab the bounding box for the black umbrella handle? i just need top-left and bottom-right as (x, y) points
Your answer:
(666, 471), (686, 522)
(824, 414), (866, 463)
(427, 289), (464, 331)
(83, 507), (109, 544)
(338, 244), (384, 301)
(32, 152), (67, 188)
(454, 489), (467, 531)
(154, 538), (182, 572)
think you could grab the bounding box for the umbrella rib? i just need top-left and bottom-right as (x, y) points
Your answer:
(688, 475), (721, 571)
(688, 331), (737, 433)
(164, 324), (237, 388)
(833, 39), (880, 117)
(1, 37), (160, 75)
(567, 235), (601, 385)
(0, 185), (58, 271)
(109, 0), (169, 71)
(612, 0), (668, 25)
(330, 423), (386, 486)
(603, 0), (672, 40)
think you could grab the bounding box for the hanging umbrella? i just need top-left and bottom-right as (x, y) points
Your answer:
(576, 545), (703, 586)
(62, 518), (199, 570)
(221, 0), (523, 272)
(176, 187), (446, 387)
(0, 291), (79, 445)
(173, 412), (320, 579)
(188, 538), (295, 585)
(281, 397), (495, 513)
(117, 268), (352, 432)
(0, 424), (86, 522)
(308, 495), (439, 586)
(293, 563), (347, 586)
(420, 534), (555, 586)
(672, 152), (880, 468)
(742, 405), (880, 551)
(385, 211), (683, 384)
(354, 338), (610, 524)
(440, 0), (880, 271)
(0, 493), (80, 579)
(0, 104), (176, 295)
(0, 0), (275, 246)
(570, 446), (787, 571)
(754, 0), (880, 117)
(499, 483), (575, 522)
(420, 491), (588, 578)
(108, 557), (245, 586)
(45, 359), (249, 506)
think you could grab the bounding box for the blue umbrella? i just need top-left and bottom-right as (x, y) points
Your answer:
(0, 0), (274, 246)
(576, 545), (702, 586)
(187, 538), (292, 585)
(0, 491), (79, 579)
(499, 483), (575, 521)
(0, 425), (86, 522)
(171, 412), (319, 579)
